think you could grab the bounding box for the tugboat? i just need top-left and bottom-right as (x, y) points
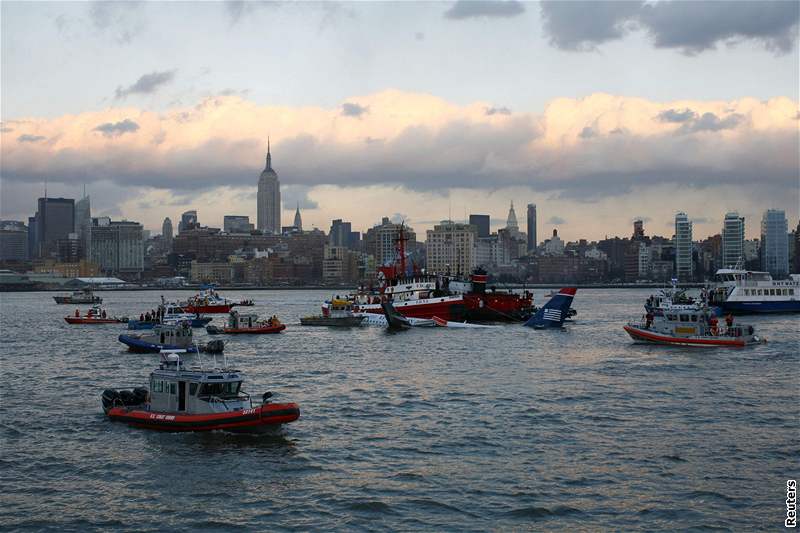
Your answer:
(182, 290), (234, 314)
(119, 321), (224, 353)
(101, 351), (300, 432)
(65, 306), (127, 324)
(301, 299), (366, 327)
(624, 307), (764, 347)
(54, 288), (102, 305)
(206, 311), (285, 334)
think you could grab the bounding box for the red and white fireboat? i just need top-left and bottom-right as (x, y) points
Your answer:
(321, 226), (534, 322)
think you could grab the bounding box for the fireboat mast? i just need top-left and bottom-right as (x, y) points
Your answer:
(395, 223), (408, 278)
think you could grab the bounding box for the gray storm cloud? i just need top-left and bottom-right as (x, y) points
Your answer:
(341, 103), (369, 118)
(93, 119), (140, 137)
(115, 70), (176, 99)
(444, 1), (525, 20)
(540, 1), (799, 54)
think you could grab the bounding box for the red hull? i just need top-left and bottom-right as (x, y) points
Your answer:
(107, 402), (300, 432)
(354, 297), (465, 320)
(223, 324), (286, 334)
(184, 304), (233, 314)
(623, 325), (747, 347)
(65, 317), (122, 324)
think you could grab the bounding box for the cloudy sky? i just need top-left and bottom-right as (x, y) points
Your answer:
(1, 1), (798, 241)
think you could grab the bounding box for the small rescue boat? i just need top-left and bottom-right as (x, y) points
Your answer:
(182, 290), (234, 314)
(54, 288), (102, 305)
(207, 311), (285, 334)
(102, 351), (299, 432)
(624, 306), (764, 347)
(65, 306), (126, 324)
(301, 300), (365, 327)
(119, 322), (225, 353)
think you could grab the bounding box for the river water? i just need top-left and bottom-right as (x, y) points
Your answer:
(0, 289), (796, 531)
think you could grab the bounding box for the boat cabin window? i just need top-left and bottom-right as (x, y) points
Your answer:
(691, 315), (697, 322)
(679, 314), (690, 322)
(199, 381), (241, 398)
(667, 314), (676, 321)
(169, 383), (176, 395)
(189, 383), (198, 395)
(790, 289), (795, 295)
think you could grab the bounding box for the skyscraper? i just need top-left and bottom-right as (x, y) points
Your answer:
(75, 194), (92, 259)
(90, 219), (144, 277)
(162, 217), (173, 242)
(674, 212), (693, 281)
(633, 219), (644, 240)
(179, 210), (197, 233)
(469, 214), (490, 238)
(527, 204), (537, 252)
(721, 211), (745, 268)
(506, 201), (518, 231)
(329, 219), (353, 247)
(35, 197), (75, 258)
(293, 203), (302, 231)
(257, 139), (281, 234)
(761, 209), (789, 278)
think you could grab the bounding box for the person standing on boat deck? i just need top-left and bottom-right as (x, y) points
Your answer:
(101, 310), (107, 318)
(725, 314), (734, 328)
(75, 309), (80, 317)
(645, 312), (654, 329)
(140, 313), (144, 321)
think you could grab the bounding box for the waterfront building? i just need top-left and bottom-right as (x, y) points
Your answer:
(527, 204), (537, 253)
(722, 211), (745, 268)
(257, 140), (281, 234)
(760, 209), (789, 278)
(795, 221), (800, 273)
(90, 219), (144, 278)
(469, 214), (490, 239)
(674, 212), (693, 281)
(364, 217), (416, 267)
(35, 197), (75, 258)
(179, 210), (198, 233)
(0, 221), (29, 261)
(75, 194), (91, 259)
(425, 220), (477, 275)
(223, 215), (253, 234)
(322, 245), (360, 283)
(190, 261), (233, 285)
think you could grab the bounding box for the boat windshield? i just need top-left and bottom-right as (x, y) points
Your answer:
(198, 381), (241, 399)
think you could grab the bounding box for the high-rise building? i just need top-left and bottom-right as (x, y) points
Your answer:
(794, 220), (800, 274)
(674, 212), (693, 281)
(34, 197), (75, 258)
(633, 219), (644, 240)
(506, 201), (518, 231)
(90, 219), (144, 277)
(0, 221), (29, 261)
(75, 194), (92, 259)
(721, 211), (745, 268)
(179, 210), (198, 233)
(223, 215), (252, 234)
(469, 214), (490, 239)
(425, 220), (477, 275)
(761, 209), (789, 278)
(364, 217), (416, 267)
(329, 219), (353, 248)
(27, 215), (37, 259)
(293, 203), (302, 231)
(257, 139), (281, 233)
(162, 217), (173, 243)
(526, 204), (537, 252)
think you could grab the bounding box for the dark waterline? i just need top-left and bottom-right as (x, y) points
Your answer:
(0, 289), (796, 531)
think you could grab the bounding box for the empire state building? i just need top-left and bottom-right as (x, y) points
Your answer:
(257, 139), (281, 234)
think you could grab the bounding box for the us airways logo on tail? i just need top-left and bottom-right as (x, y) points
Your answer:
(524, 288), (577, 329)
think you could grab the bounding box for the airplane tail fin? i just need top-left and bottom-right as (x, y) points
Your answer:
(523, 288), (576, 328)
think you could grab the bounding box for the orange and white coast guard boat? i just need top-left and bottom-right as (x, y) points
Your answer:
(102, 351), (299, 432)
(624, 306), (764, 347)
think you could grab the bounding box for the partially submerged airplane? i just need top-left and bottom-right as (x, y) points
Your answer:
(523, 288), (577, 329)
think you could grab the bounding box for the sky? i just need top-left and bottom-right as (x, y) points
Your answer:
(1, 0), (798, 242)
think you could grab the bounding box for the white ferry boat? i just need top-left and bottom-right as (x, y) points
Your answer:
(708, 268), (800, 314)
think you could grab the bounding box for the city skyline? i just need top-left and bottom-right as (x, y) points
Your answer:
(1, 1), (798, 241)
